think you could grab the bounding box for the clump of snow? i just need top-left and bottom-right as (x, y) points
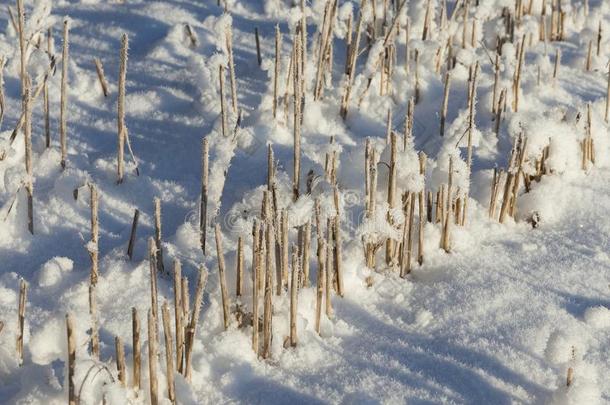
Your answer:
(37, 257), (73, 288)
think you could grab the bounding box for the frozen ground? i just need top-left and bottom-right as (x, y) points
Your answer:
(0, 0), (609, 404)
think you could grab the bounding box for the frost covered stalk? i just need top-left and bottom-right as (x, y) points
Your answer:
(553, 48), (561, 82)
(315, 236), (326, 335)
(226, 25), (237, 113)
(441, 157), (453, 253)
(89, 184), (99, 285)
(495, 88), (507, 136)
(404, 98), (414, 149)
(154, 198), (165, 274)
(236, 236), (244, 297)
(340, 0), (367, 119)
(161, 303), (176, 404)
(24, 77), (34, 235)
(172, 260), (184, 374)
(16, 0), (26, 100)
(44, 29), (51, 148)
(605, 64), (610, 123)
(325, 218), (333, 317)
(597, 21), (602, 57)
(117, 34), (128, 183)
(0, 56), (5, 129)
(94, 58), (109, 97)
(440, 72), (451, 136)
(273, 25), (281, 119)
(386, 133), (397, 265)
(255, 27), (262, 66)
(463, 62), (479, 226)
(214, 224), (231, 330)
(290, 246), (299, 347)
(280, 211), (289, 293)
(89, 285), (99, 358)
(60, 19), (69, 169)
(181, 276), (190, 332)
(585, 40), (593, 71)
(148, 238), (160, 340)
(17, 279), (27, 365)
(115, 336), (126, 387)
(512, 36), (525, 112)
(127, 208), (139, 260)
(148, 310), (159, 405)
(417, 152), (426, 264)
(491, 53), (500, 115)
(400, 192), (414, 277)
(219, 65), (228, 138)
(333, 188), (344, 296)
(200, 138), (209, 255)
(262, 213), (275, 359)
(132, 307), (141, 391)
(566, 366), (574, 387)
(252, 220), (260, 355)
(301, 220), (311, 288)
(509, 136), (528, 217)
(184, 267), (206, 380)
(66, 314), (75, 405)
(499, 142), (518, 223)
(314, 0), (335, 101)
(293, 30), (302, 201)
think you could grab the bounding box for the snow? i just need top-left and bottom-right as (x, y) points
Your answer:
(0, 0), (609, 404)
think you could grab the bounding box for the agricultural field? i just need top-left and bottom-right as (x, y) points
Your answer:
(0, 0), (609, 403)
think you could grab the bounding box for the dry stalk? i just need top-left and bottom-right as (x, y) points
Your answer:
(161, 303), (176, 404)
(94, 58), (109, 97)
(148, 310), (159, 405)
(219, 65), (228, 138)
(440, 72), (451, 136)
(17, 279), (27, 366)
(273, 25), (281, 119)
(340, 0), (368, 119)
(153, 198), (165, 274)
(200, 138), (209, 255)
(115, 336), (126, 387)
(399, 192), (414, 277)
(89, 285), (99, 359)
(585, 40), (592, 71)
(252, 221), (260, 355)
(385, 132), (397, 265)
(89, 184), (99, 285)
(293, 32), (302, 201)
(262, 218), (275, 359)
(513, 35), (526, 112)
(66, 314), (76, 405)
(148, 238), (160, 342)
(184, 267), (206, 381)
(315, 237), (326, 335)
(302, 220), (311, 287)
(117, 34), (128, 183)
(417, 152), (427, 265)
(0, 56), (5, 131)
(132, 307), (141, 391)
(215, 224), (231, 330)
(236, 236), (244, 297)
(23, 76), (33, 234)
(127, 209), (139, 260)
(173, 260), (184, 374)
(226, 26), (237, 113)
(441, 157), (453, 252)
(325, 218), (333, 317)
(290, 246), (299, 347)
(60, 19), (69, 169)
(255, 27), (262, 66)
(605, 64), (610, 123)
(333, 189), (344, 296)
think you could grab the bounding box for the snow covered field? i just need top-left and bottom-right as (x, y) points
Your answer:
(0, 0), (610, 403)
